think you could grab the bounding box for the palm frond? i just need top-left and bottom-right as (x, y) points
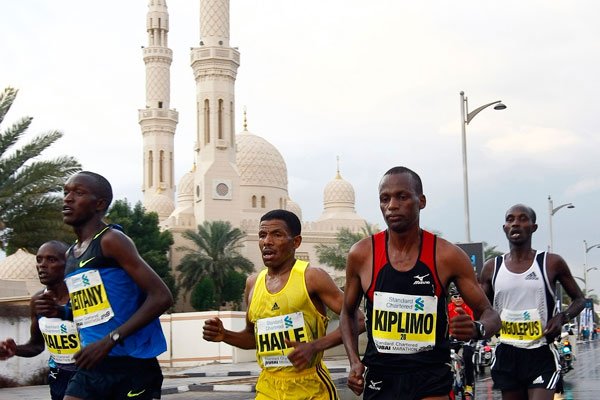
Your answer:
(0, 87), (18, 125)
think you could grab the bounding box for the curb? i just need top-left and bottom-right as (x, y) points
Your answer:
(164, 370), (259, 379)
(161, 368), (349, 395)
(164, 366), (348, 379)
(162, 384), (256, 395)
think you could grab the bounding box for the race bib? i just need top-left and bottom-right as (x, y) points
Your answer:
(499, 308), (543, 346)
(372, 291), (437, 354)
(65, 269), (114, 328)
(256, 312), (307, 368)
(38, 317), (80, 364)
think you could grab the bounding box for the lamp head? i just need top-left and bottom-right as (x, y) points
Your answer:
(567, 204), (575, 209)
(494, 102), (507, 110)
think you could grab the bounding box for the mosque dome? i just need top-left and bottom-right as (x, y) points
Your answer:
(177, 169), (194, 203)
(236, 130), (288, 190)
(317, 168), (364, 228)
(145, 192), (175, 219)
(0, 249), (37, 280)
(323, 171), (355, 208)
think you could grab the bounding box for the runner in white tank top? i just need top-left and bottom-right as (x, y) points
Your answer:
(480, 204), (585, 400)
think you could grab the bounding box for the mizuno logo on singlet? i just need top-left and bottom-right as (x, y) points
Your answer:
(525, 272), (539, 280)
(271, 302), (280, 311)
(79, 257), (96, 268)
(413, 274), (431, 285)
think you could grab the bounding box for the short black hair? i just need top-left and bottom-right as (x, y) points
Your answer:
(260, 209), (301, 236)
(382, 166), (423, 195)
(77, 171), (113, 211)
(507, 203), (537, 223)
(39, 240), (69, 261)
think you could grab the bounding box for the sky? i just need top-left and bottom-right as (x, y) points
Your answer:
(2, 1), (600, 295)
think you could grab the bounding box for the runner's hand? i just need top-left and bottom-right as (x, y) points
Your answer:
(449, 307), (476, 341)
(284, 339), (316, 370)
(33, 290), (61, 318)
(543, 314), (563, 342)
(203, 318), (226, 342)
(73, 336), (113, 369)
(0, 338), (17, 360)
(347, 361), (365, 395)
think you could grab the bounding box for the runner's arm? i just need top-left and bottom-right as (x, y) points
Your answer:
(544, 253), (585, 339)
(445, 243), (501, 340)
(340, 238), (370, 396)
(478, 258), (496, 305)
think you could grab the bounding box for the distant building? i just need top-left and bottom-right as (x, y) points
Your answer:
(0, 248), (40, 299)
(139, 0), (368, 311)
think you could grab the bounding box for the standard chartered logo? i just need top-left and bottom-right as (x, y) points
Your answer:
(414, 297), (424, 312)
(60, 324), (67, 334)
(523, 311), (531, 320)
(81, 274), (90, 286)
(284, 315), (293, 328)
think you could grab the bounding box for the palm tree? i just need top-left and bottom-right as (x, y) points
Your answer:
(176, 220), (254, 304)
(0, 87), (80, 253)
(316, 222), (378, 271)
(483, 242), (503, 260)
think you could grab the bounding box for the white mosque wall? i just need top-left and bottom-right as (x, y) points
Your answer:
(0, 315), (49, 385)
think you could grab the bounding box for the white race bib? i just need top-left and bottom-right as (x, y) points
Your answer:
(256, 312), (307, 367)
(39, 317), (80, 364)
(372, 291), (437, 354)
(499, 308), (544, 347)
(65, 269), (114, 328)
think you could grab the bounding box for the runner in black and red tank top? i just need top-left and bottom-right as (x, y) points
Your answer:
(340, 166), (501, 400)
(362, 229), (450, 371)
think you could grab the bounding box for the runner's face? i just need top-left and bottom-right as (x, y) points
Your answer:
(379, 173), (425, 233)
(503, 206), (537, 244)
(258, 219), (300, 269)
(63, 174), (103, 226)
(36, 243), (65, 286)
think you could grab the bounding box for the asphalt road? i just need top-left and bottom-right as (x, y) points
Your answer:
(3, 341), (600, 399)
(162, 340), (600, 400)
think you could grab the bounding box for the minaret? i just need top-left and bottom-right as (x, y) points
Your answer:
(139, 0), (178, 218)
(190, 0), (241, 226)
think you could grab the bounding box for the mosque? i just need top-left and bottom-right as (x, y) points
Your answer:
(138, 0), (368, 310)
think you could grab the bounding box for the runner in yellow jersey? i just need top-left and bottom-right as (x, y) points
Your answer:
(203, 209), (362, 399)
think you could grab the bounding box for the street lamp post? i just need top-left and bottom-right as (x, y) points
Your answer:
(460, 91), (506, 243)
(547, 195), (575, 253)
(583, 240), (600, 294)
(547, 195), (575, 313)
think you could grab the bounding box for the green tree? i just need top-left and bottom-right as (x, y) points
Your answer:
(316, 222), (377, 271)
(106, 199), (178, 302)
(221, 270), (248, 310)
(0, 87), (80, 254)
(190, 278), (217, 311)
(176, 220), (254, 306)
(483, 241), (503, 260)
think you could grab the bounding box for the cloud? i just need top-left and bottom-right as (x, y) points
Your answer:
(567, 177), (600, 197)
(485, 126), (580, 160)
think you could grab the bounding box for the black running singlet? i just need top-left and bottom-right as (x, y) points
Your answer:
(362, 230), (450, 371)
